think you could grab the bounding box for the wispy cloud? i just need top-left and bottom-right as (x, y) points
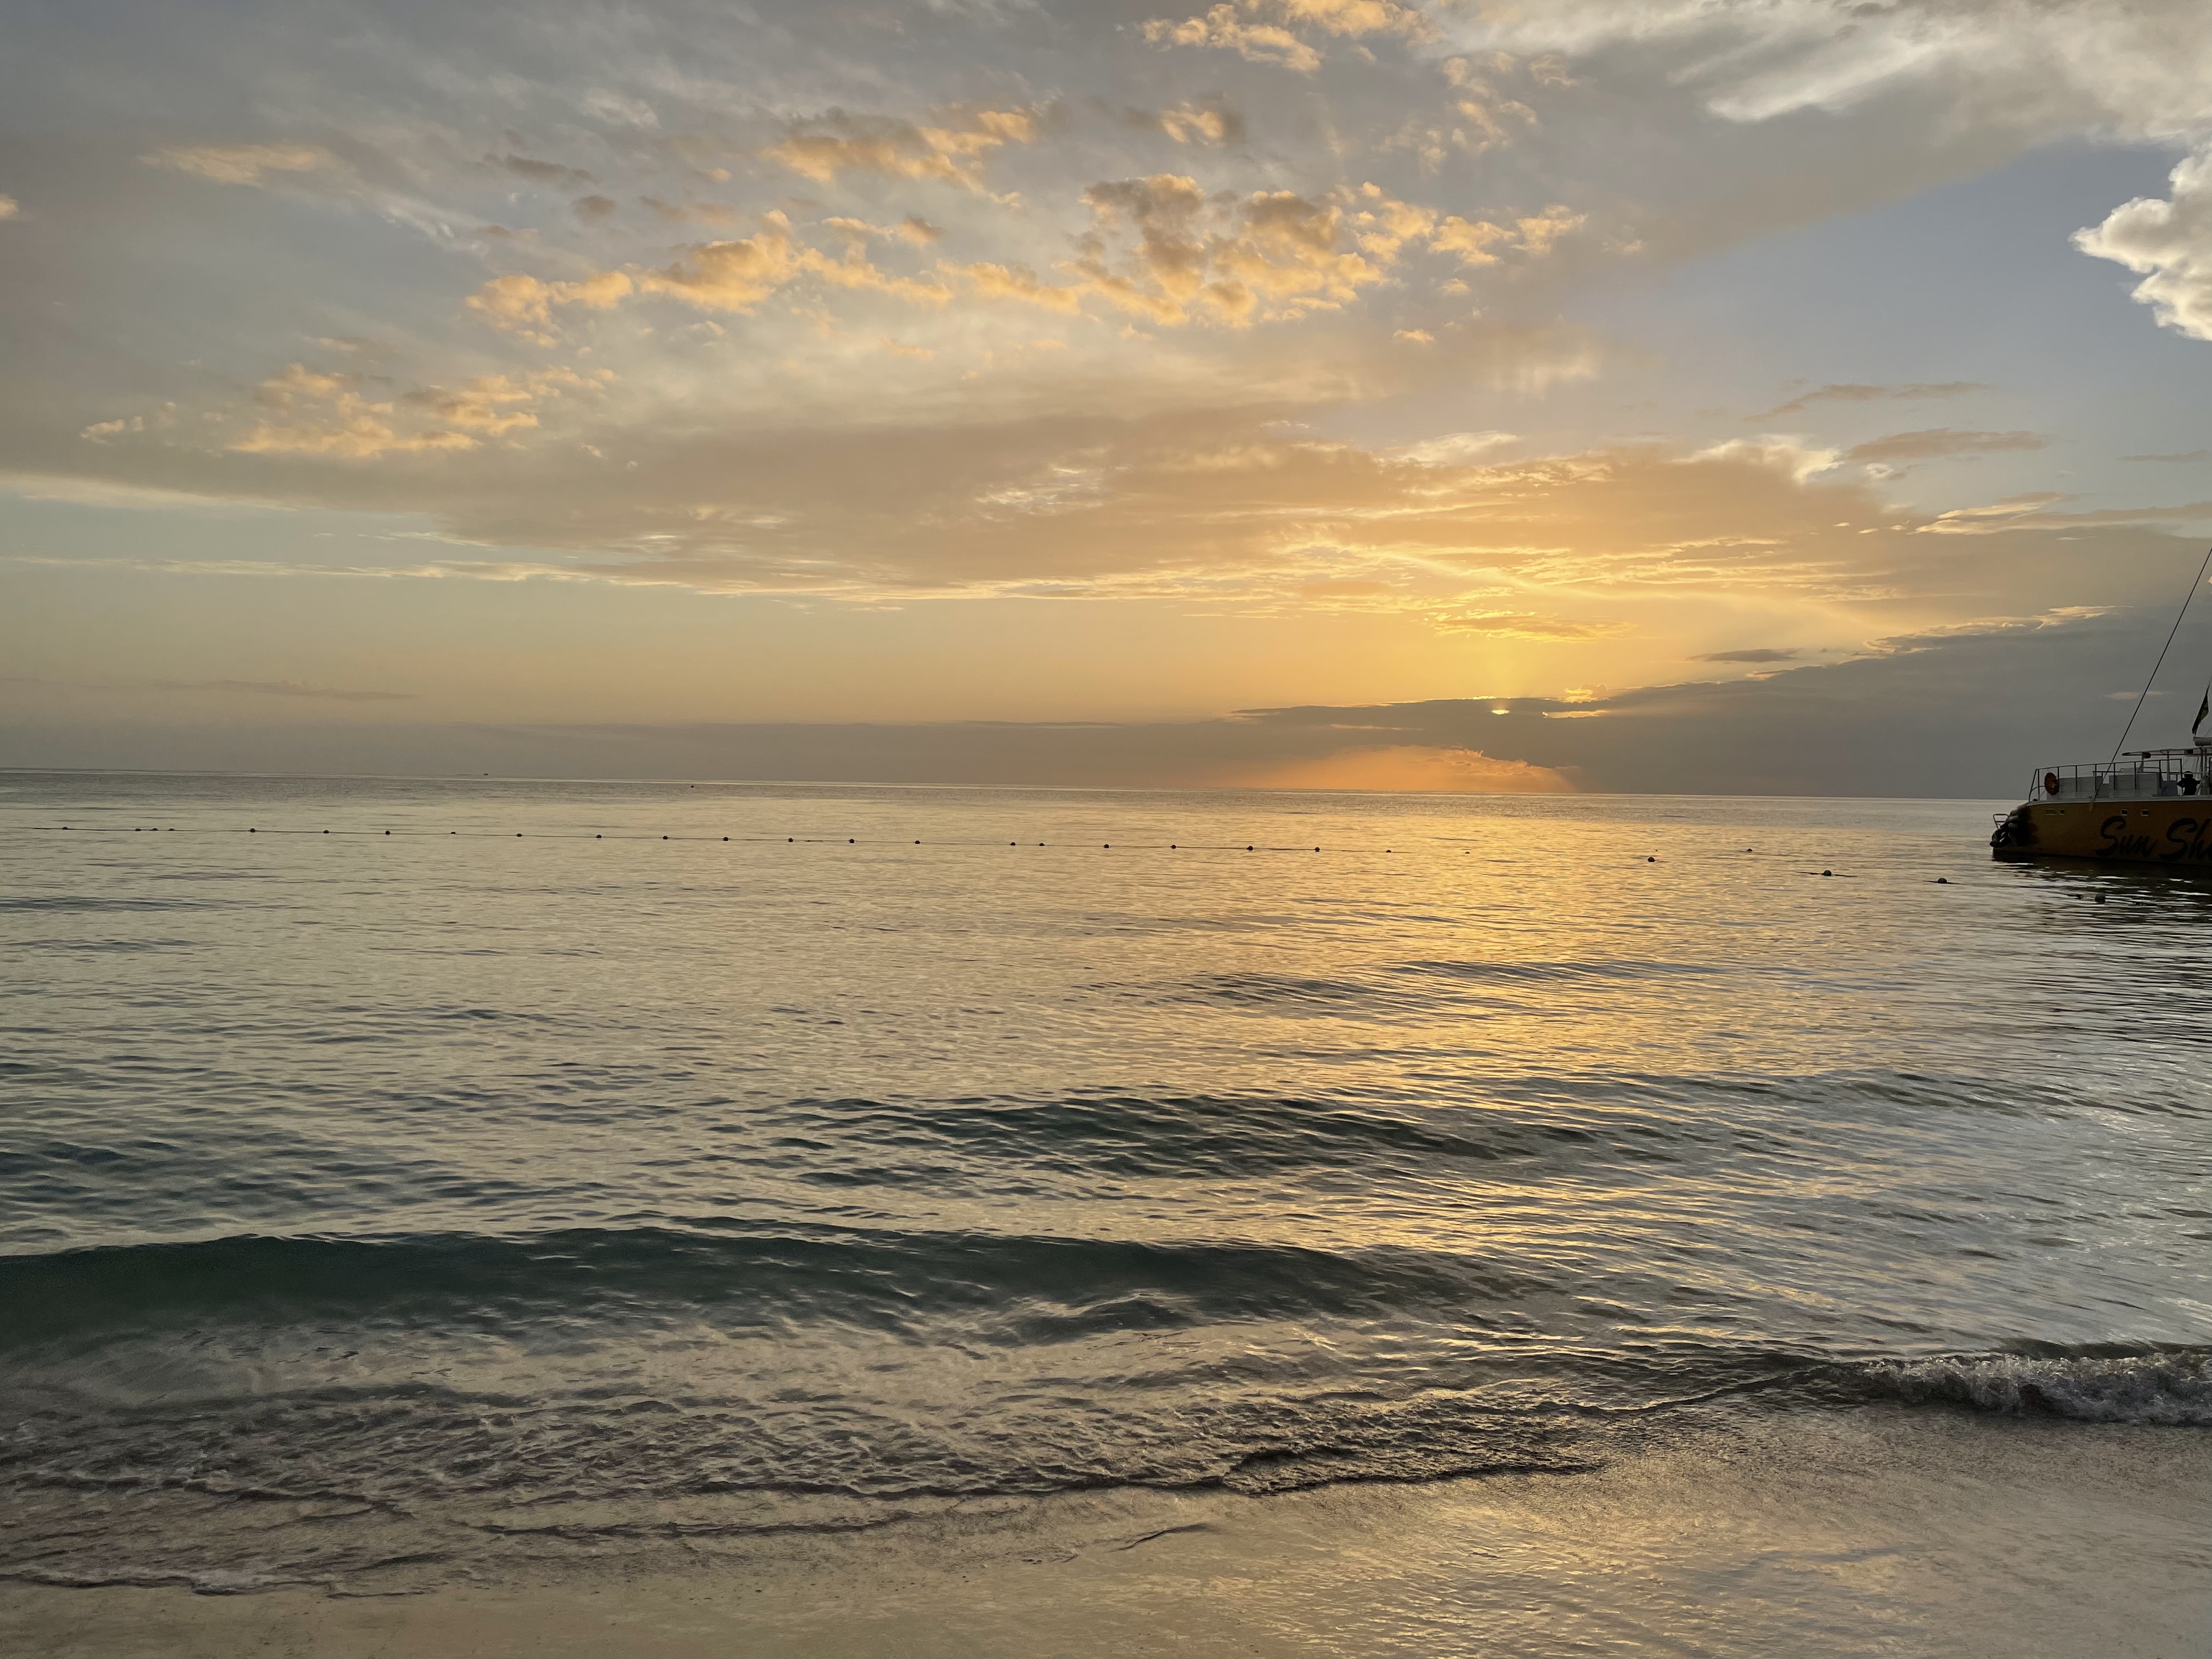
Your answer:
(1755, 382), (1990, 419)
(142, 143), (340, 187)
(1844, 428), (2045, 465)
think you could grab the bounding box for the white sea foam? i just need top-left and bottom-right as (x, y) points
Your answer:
(1867, 1351), (2212, 1426)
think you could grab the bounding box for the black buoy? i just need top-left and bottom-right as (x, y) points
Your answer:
(914, 840), (920, 845)
(723, 836), (730, 842)
(248, 827), (255, 833)
(384, 830), (391, 836)
(2096, 892), (2108, 904)
(1247, 844), (1254, 851)
(1646, 855), (1656, 862)
(1821, 869), (1833, 877)
(1935, 877), (1948, 884)
(662, 835), (668, 840)
(848, 838), (855, 844)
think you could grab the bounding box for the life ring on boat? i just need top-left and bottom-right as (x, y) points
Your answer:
(2043, 771), (2061, 795)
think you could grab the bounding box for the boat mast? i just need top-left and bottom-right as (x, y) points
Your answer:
(2111, 544), (2212, 763)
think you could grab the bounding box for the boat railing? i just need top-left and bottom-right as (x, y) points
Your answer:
(2033, 748), (2212, 801)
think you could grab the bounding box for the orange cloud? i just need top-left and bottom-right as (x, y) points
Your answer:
(224, 363), (601, 461)
(764, 107), (1040, 189)
(1141, 0), (1429, 74)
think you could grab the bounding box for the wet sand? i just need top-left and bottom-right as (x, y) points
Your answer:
(7, 1407), (2207, 1658)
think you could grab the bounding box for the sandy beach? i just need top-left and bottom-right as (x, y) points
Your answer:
(9, 1408), (2208, 1659)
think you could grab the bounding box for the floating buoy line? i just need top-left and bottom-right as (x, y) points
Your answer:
(5, 822), (2016, 886)
(24, 824), (1436, 854)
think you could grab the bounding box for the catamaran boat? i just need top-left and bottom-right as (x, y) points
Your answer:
(1993, 547), (2212, 865)
(1990, 743), (2212, 864)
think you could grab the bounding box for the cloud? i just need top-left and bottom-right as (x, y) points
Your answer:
(154, 679), (414, 701)
(22, 0), (2212, 766)
(499, 154), (596, 187)
(1142, 0), (1430, 74)
(643, 198), (740, 226)
(1228, 743), (1574, 792)
(825, 215), (944, 245)
(1923, 495), (2212, 534)
(80, 404), (178, 443)
(1271, 0), (1427, 37)
(2122, 449), (2211, 463)
(1843, 428), (2046, 465)
(1393, 431), (1518, 465)
(0, 196), (17, 220)
(1143, 8), (1323, 74)
(1756, 382), (1991, 417)
(949, 260), (1087, 313)
(2076, 145), (2212, 342)
(471, 213), (955, 331)
(466, 269), (636, 336)
(764, 106), (1040, 189)
(1692, 647), (1798, 663)
(953, 177), (1581, 328)
(1148, 99), (1247, 146)
(1686, 437), (1839, 483)
(1464, 1), (2212, 137)
(1431, 610), (1625, 640)
(12, 607), (2168, 796)
(637, 225), (806, 311)
(229, 365), (479, 459)
(219, 363), (600, 460)
(142, 143), (340, 187)
(65, 374), (2210, 667)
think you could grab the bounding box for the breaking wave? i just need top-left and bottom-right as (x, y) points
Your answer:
(1854, 1346), (2212, 1426)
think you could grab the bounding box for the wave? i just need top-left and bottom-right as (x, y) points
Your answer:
(1849, 1346), (2212, 1426)
(765, 1091), (1616, 1182)
(0, 1224), (1553, 1350)
(4, 1338), (2201, 1602)
(0, 895), (244, 913)
(1390, 958), (1725, 985)
(1144, 958), (1725, 1015)
(742, 1072), (2101, 1188)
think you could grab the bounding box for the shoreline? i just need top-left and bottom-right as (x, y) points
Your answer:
(7, 1407), (2207, 1658)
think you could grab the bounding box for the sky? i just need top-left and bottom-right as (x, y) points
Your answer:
(7, 0), (2212, 794)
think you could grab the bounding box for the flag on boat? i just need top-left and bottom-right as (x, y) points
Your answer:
(2197, 687), (2211, 737)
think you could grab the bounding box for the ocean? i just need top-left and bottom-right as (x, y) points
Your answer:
(4, 771), (2210, 1656)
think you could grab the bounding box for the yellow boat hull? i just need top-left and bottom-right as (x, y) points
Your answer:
(1991, 798), (2212, 864)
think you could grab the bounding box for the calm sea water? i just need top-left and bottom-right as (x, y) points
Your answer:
(2, 772), (2208, 1607)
